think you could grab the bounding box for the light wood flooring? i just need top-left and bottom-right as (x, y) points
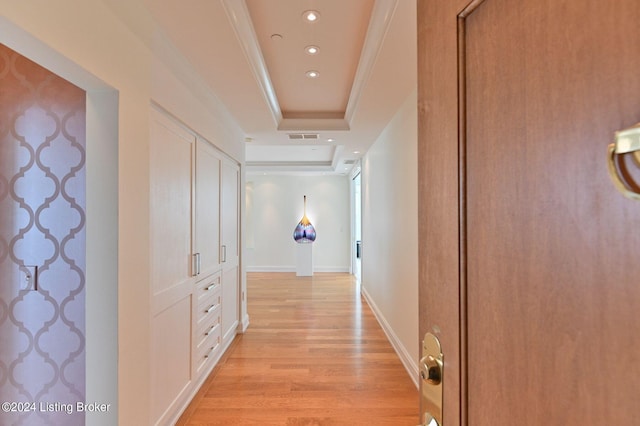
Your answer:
(177, 272), (419, 425)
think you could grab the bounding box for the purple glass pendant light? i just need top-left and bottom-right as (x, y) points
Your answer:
(293, 195), (316, 243)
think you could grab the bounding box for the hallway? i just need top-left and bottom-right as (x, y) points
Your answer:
(177, 272), (418, 425)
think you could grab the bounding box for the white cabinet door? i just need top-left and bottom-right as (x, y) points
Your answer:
(221, 266), (239, 343)
(220, 159), (239, 343)
(149, 110), (243, 423)
(194, 138), (221, 278)
(149, 108), (195, 424)
(150, 109), (194, 295)
(220, 159), (239, 267)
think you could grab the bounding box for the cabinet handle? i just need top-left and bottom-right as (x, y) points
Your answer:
(192, 253), (201, 276)
(205, 324), (216, 336)
(205, 282), (217, 291)
(221, 245), (227, 263)
(205, 304), (218, 314)
(204, 339), (220, 359)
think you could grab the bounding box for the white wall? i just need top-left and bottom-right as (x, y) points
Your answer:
(361, 90), (419, 384)
(246, 175), (351, 272)
(0, 2), (245, 425)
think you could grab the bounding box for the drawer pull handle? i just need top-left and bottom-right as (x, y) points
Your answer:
(205, 283), (217, 291)
(205, 324), (217, 336)
(205, 304), (218, 314)
(204, 340), (220, 359)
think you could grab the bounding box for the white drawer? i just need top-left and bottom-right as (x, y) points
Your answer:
(195, 329), (221, 374)
(195, 311), (221, 349)
(196, 292), (221, 326)
(195, 273), (221, 306)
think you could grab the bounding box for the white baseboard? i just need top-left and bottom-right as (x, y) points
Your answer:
(246, 266), (295, 272)
(245, 266), (350, 273)
(314, 266), (350, 273)
(361, 287), (419, 389)
(240, 314), (250, 332)
(165, 332), (237, 425)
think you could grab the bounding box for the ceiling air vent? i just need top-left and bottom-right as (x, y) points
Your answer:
(344, 160), (356, 165)
(288, 133), (319, 140)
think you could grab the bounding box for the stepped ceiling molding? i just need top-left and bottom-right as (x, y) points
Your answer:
(142, 0), (416, 175)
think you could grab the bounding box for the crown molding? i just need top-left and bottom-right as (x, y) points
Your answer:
(344, 0), (399, 125)
(222, 0), (398, 132)
(221, 0), (283, 126)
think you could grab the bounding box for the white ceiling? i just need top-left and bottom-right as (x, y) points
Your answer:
(139, 0), (417, 175)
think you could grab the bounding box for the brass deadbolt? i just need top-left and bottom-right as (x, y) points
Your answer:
(420, 355), (443, 385)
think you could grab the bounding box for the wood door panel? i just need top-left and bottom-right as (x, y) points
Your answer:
(464, 0), (640, 424)
(417, 0), (469, 423)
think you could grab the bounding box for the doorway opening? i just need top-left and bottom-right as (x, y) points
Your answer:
(1, 17), (118, 425)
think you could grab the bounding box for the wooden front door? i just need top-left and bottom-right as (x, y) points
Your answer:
(418, 0), (640, 424)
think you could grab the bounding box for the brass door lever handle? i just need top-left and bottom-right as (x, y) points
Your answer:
(608, 123), (640, 200)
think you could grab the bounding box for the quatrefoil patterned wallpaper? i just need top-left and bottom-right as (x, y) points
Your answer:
(0, 44), (86, 425)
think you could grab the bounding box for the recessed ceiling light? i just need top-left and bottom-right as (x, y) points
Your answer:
(305, 70), (320, 78)
(305, 45), (320, 55)
(353, 151), (360, 154)
(327, 138), (335, 142)
(302, 10), (320, 22)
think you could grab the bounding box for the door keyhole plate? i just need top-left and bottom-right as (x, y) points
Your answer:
(420, 332), (443, 425)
